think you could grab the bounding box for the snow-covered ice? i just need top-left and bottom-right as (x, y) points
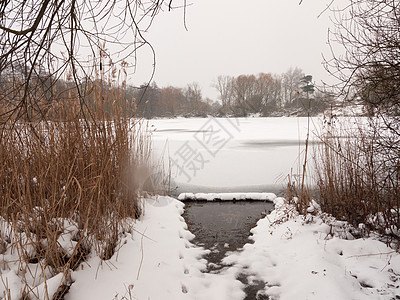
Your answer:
(149, 117), (320, 191)
(178, 192), (277, 201)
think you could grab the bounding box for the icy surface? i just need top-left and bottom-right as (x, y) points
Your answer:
(178, 192), (277, 201)
(149, 117), (321, 190)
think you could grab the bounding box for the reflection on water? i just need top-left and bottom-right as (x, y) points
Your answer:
(183, 201), (274, 267)
(183, 201), (275, 300)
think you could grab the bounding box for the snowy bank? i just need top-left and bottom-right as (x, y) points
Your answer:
(178, 192), (277, 202)
(66, 196), (244, 300)
(224, 197), (400, 300)
(68, 195), (400, 299)
(1, 195), (399, 299)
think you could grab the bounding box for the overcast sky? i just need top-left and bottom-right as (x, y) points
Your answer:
(130, 0), (344, 100)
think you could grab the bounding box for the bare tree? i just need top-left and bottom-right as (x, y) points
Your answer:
(326, 0), (400, 163)
(213, 70), (330, 116)
(185, 82), (203, 103)
(0, 0), (182, 123)
(281, 67), (304, 107)
(321, 0), (400, 237)
(213, 75), (235, 111)
(214, 73), (283, 116)
(256, 73), (281, 113)
(233, 74), (258, 116)
(326, 0), (400, 112)
(160, 86), (185, 116)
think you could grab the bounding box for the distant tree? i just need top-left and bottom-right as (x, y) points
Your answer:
(185, 83), (203, 103)
(183, 83), (214, 117)
(257, 73), (282, 115)
(300, 75), (315, 114)
(233, 75), (258, 116)
(159, 86), (185, 116)
(212, 69), (332, 117)
(133, 82), (161, 118)
(282, 67), (304, 107)
(213, 75), (235, 112)
(300, 75), (315, 97)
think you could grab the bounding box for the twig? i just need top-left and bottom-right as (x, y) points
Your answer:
(136, 227), (147, 280)
(318, 0), (335, 19)
(346, 251), (396, 259)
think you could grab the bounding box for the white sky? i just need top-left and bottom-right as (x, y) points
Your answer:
(129, 0), (344, 100)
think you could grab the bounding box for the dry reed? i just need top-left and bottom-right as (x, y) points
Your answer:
(0, 62), (158, 297)
(314, 115), (400, 246)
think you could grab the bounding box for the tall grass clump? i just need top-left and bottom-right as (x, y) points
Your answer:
(0, 62), (156, 297)
(315, 115), (400, 245)
(285, 116), (313, 214)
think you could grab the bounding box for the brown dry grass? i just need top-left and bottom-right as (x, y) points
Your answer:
(0, 64), (158, 297)
(285, 114), (399, 247)
(285, 116), (312, 214)
(314, 116), (400, 245)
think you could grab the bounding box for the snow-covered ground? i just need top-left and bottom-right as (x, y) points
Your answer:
(78, 196), (400, 300)
(66, 196), (246, 300)
(1, 195), (399, 299)
(224, 197), (400, 300)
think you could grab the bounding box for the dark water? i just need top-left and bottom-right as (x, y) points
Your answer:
(183, 201), (275, 299)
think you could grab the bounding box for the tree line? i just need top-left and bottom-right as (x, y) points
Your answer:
(130, 67), (335, 119)
(128, 82), (216, 119)
(0, 65), (335, 120)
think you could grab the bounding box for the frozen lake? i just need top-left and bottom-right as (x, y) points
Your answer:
(148, 117), (322, 195)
